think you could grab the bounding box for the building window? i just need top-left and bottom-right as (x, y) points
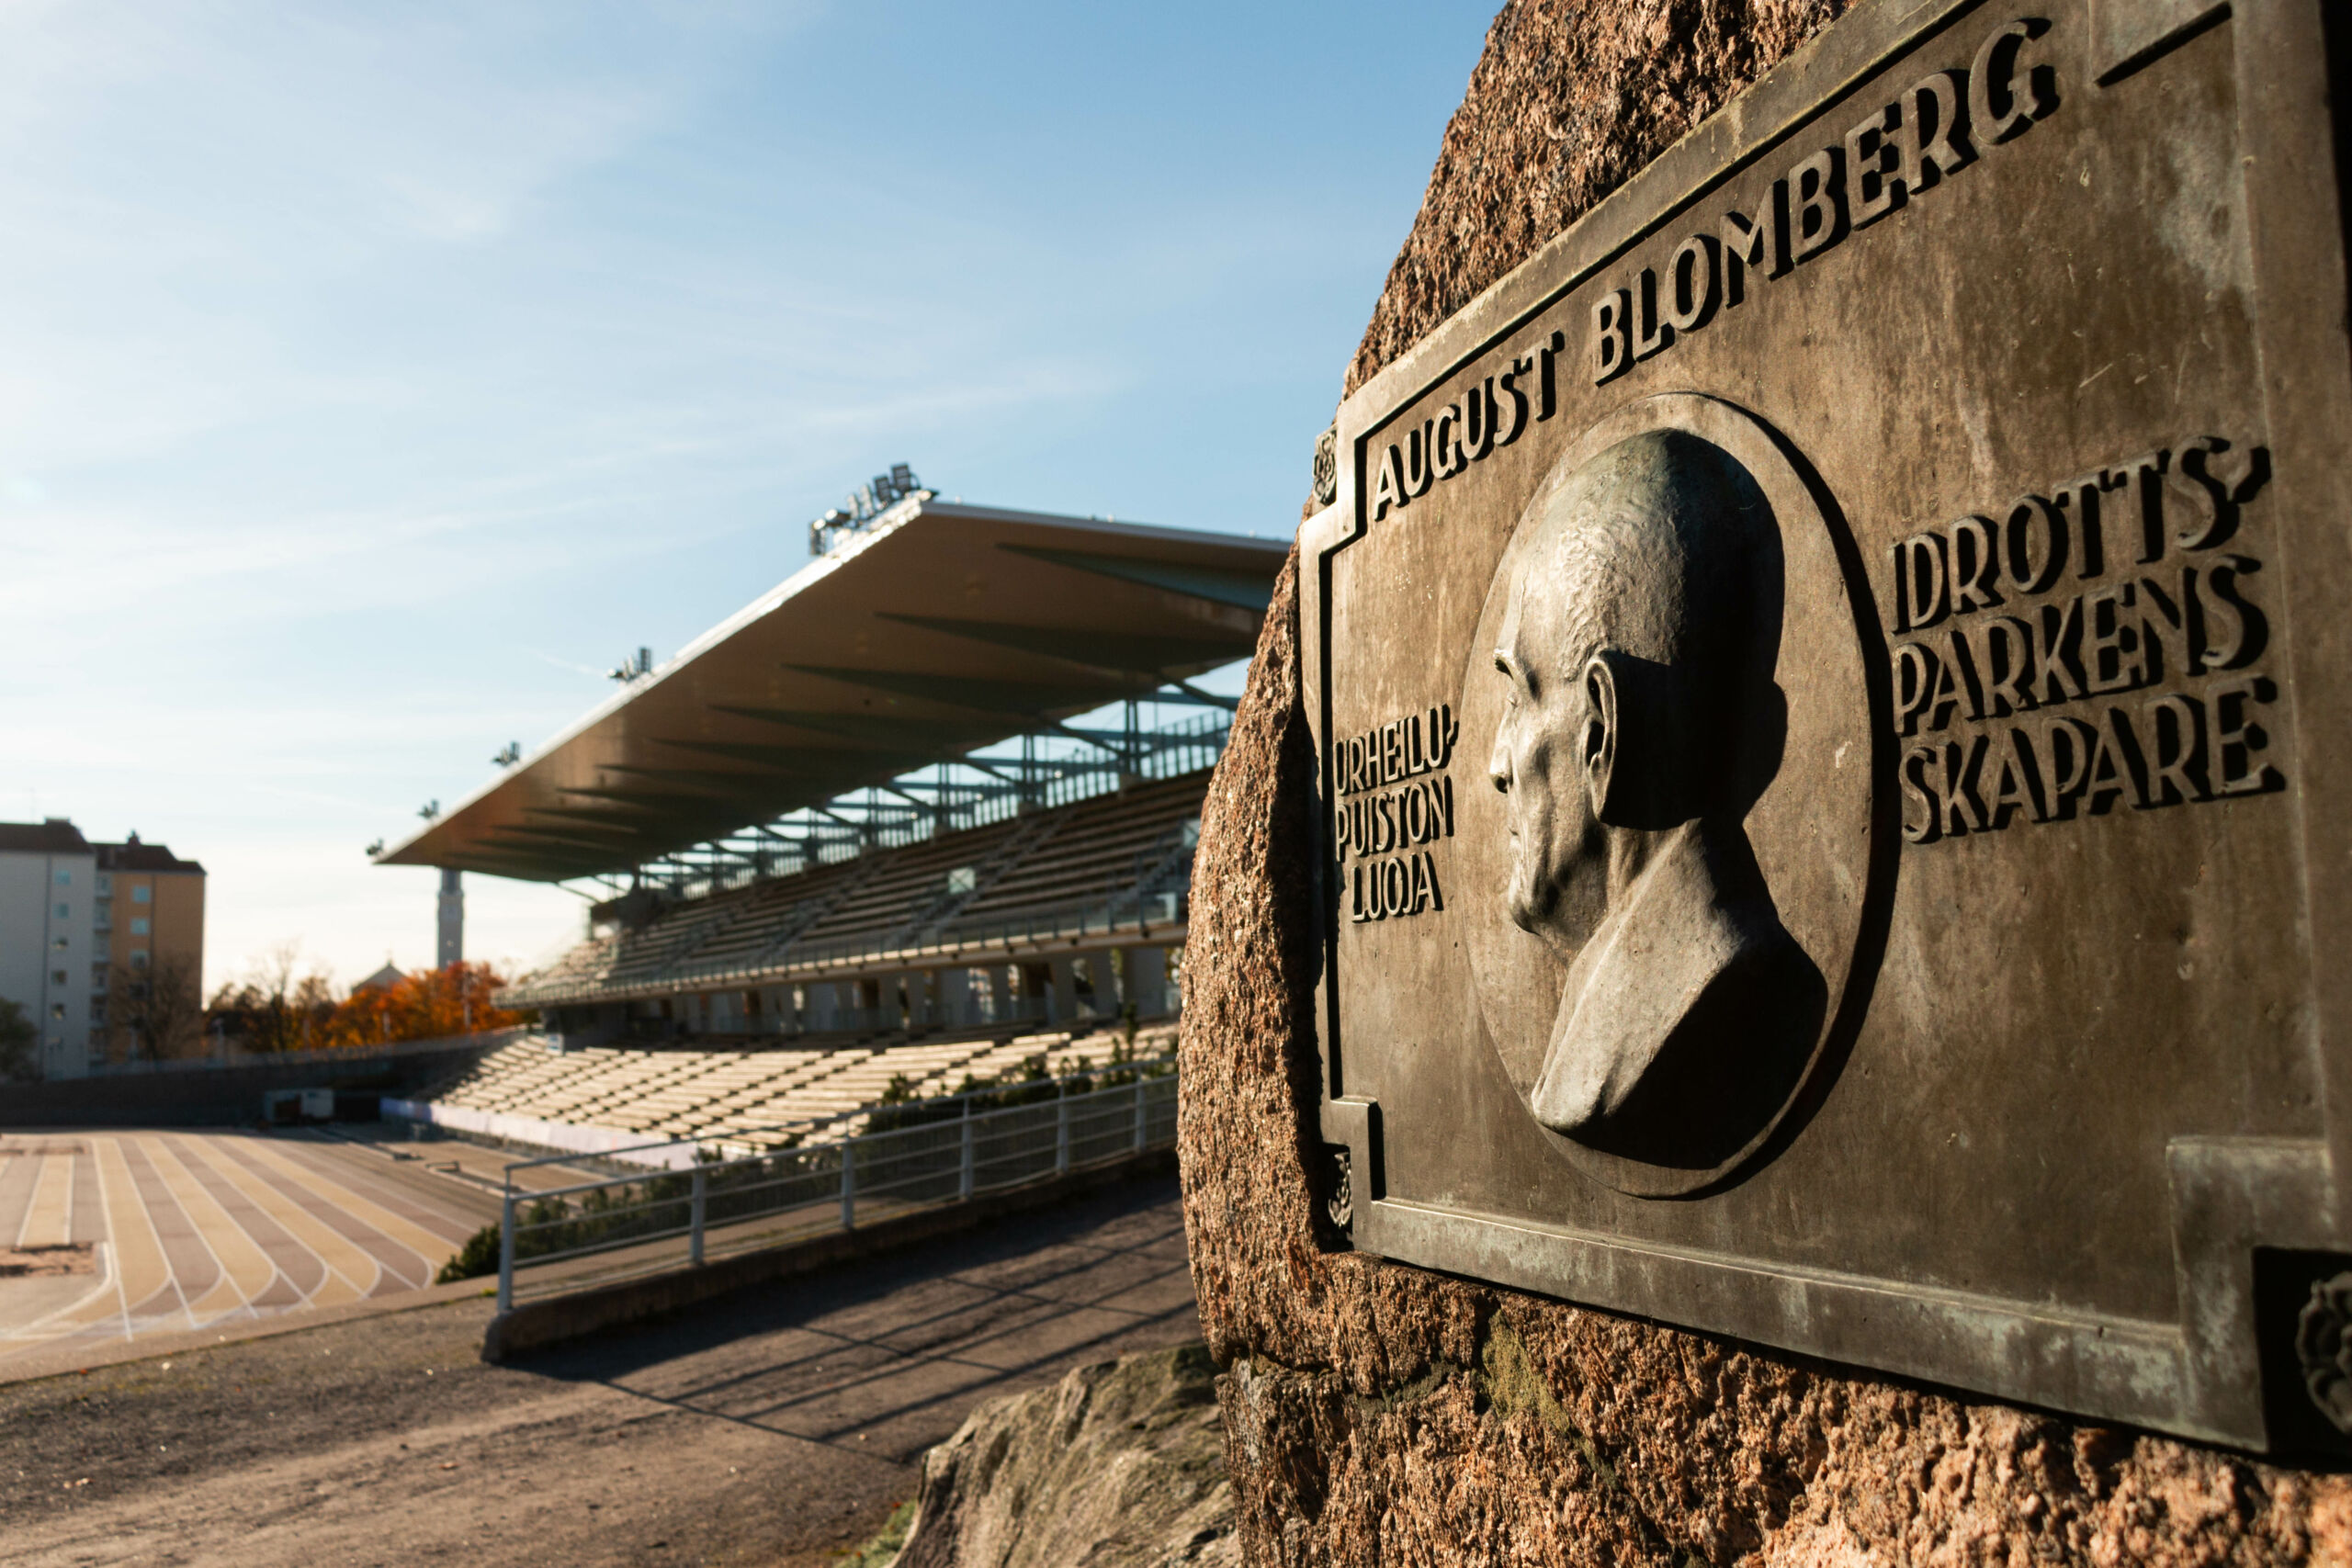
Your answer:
(51, 969), (67, 987)
(132, 886), (152, 905)
(130, 917), (150, 936)
(54, 868), (71, 886)
(54, 902), (69, 919)
(51, 935), (67, 951)
(49, 1004), (65, 1021)
(130, 949), (150, 970)
(96, 874), (111, 895)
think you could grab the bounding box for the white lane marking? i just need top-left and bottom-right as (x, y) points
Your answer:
(193, 1142), (377, 1307)
(233, 1137), (458, 1286)
(17, 1154), (73, 1248)
(96, 1137), (187, 1336)
(144, 1136), (271, 1328)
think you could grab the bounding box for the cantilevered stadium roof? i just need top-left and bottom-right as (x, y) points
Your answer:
(378, 498), (1286, 882)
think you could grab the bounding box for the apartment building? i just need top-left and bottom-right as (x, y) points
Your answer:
(0, 819), (206, 1078)
(0, 820), (99, 1079)
(95, 834), (208, 1064)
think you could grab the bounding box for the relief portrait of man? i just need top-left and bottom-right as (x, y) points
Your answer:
(1487, 427), (1826, 1169)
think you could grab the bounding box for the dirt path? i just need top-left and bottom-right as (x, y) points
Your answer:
(0, 1173), (1196, 1567)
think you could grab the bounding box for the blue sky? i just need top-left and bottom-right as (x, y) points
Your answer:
(0, 0), (1493, 993)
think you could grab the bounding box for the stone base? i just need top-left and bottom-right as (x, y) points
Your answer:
(895, 1344), (1238, 1567)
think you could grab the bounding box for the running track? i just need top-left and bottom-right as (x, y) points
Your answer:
(0, 1131), (498, 1368)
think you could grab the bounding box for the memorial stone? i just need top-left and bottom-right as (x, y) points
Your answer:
(1181, 0), (2352, 1558)
(1302, 0), (2352, 1453)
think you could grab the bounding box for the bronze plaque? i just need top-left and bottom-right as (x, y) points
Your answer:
(1304, 0), (2352, 1449)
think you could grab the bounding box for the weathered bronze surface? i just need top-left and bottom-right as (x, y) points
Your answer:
(1304, 0), (2352, 1448)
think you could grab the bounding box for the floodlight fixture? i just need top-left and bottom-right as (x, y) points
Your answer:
(808, 462), (931, 557)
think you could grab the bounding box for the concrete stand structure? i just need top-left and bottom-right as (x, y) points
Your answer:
(376, 495), (1281, 1054)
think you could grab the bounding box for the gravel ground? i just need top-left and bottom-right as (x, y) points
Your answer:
(0, 1173), (1197, 1568)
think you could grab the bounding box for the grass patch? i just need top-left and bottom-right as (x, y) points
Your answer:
(840, 1498), (916, 1565)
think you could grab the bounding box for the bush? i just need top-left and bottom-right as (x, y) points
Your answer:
(864, 1043), (1175, 1134)
(437, 1222), (501, 1283)
(489, 1147), (843, 1263)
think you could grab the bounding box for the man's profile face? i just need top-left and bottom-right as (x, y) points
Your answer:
(1489, 563), (1608, 953)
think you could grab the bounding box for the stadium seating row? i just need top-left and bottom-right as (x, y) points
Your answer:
(506, 771), (1206, 1009)
(418, 1021), (1181, 1154)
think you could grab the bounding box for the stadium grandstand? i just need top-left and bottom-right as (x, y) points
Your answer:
(371, 470), (1283, 1155)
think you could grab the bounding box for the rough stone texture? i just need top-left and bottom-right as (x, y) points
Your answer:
(895, 1344), (1240, 1568)
(1181, 542), (2352, 1566)
(1342, 0), (1852, 399)
(1182, 6), (2352, 1560)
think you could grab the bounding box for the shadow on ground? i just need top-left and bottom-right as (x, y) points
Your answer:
(523, 1173), (1201, 1461)
(0, 1170), (1199, 1568)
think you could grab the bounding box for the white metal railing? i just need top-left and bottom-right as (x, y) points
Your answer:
(492, 1065), (1178, 1312)
(508, 886), (1193, 1010)
(582, 716), (1229, 910)
(743, 886), (1189, 983)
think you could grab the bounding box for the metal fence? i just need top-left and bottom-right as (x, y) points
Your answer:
(631, 713), (1229, 904)
(493, 1066), (1179, 1311)
(736, 886), (1191, 985)
(522, 887), (1192, 1010)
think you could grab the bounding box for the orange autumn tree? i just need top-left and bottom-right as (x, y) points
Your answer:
(319, 961), (525, 1048)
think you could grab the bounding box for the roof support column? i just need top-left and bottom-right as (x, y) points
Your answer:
(935, 967), (973, 1031)
(436, 868), (463, 970)
(1120, 944), (1170, 1021)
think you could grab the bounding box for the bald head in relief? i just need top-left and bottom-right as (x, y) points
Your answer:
(1488, 428), (1825, 1171)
